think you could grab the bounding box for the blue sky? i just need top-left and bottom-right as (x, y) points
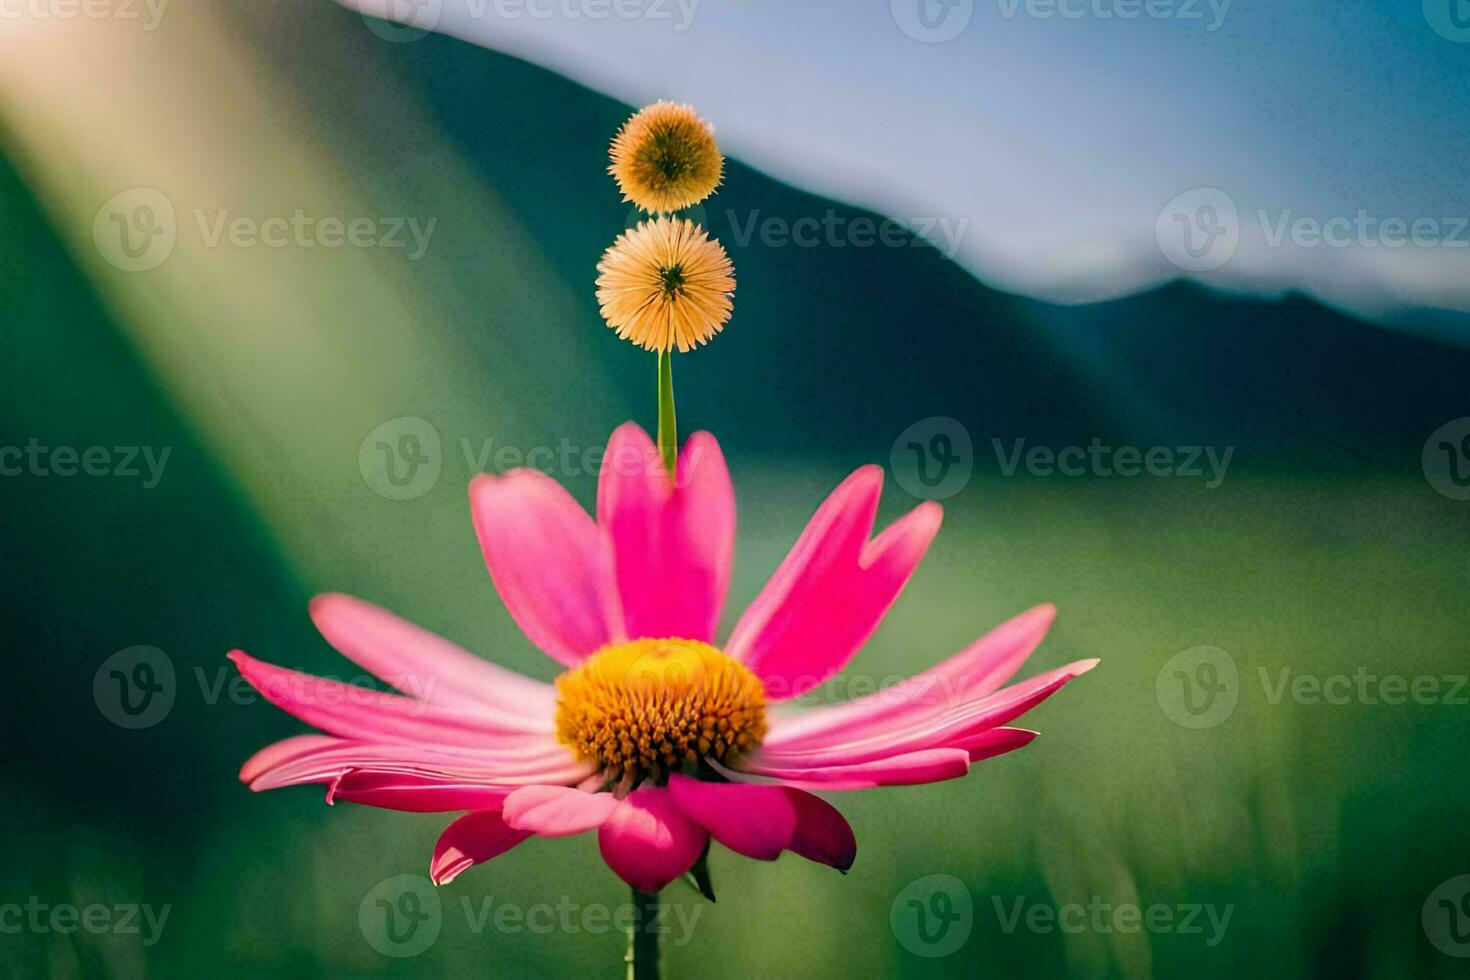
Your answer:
(348, 0), (1470, 323)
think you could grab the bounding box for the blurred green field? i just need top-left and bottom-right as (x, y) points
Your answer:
(5, 463), (1468, 978)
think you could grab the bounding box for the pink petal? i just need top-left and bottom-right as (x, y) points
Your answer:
(431, 808), (533, 885)
(245, 739), (590, 792)
(728, 748), (972, 791)
(952, 727), (1037, 762)
(727, 466), (941, 701)
(752, 660), (1096, 767)
(667, 775), (855, 870)
(308, 592), (555, 724)
(597, 787), (708, 893)
(470, 470), (625, 667)
(764, 605), (1057, 750)
(239, 734), (340, 784)
(502, 785), (619, 837)
(597, 425), (734, 643)
(328, 772), (514, 812)
(228, 650), (548, 746)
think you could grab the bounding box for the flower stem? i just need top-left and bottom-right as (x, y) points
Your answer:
(656, 349), (677, 482)
(627, 887), (661, 980)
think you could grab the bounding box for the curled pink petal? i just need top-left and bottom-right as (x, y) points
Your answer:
(727, 466), (941, 701)
(952, 727), (1037, 762)
(597, 787), (707, 892)
(431, 808), (533, 885)
(755, 660), (1097, 766)
(470, 469), (625, 667)
(246, 740), (590, 792)
(667, 774), (856, 870)
(728, 748), (972, 791)
(597, 425), (734, 643)
(239, 734), (340, 784)
(328, 772), (514, 812)
(765, 604), (1057, 750)
(228, 650), (546, 746)
(309, 592), (555, 724)
(503, 785), (619, 837)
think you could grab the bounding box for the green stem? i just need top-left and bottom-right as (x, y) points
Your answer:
(656, 349), (677, 482)
(626, 888), (660, 980)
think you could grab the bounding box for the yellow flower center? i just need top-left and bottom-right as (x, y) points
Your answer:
(555, 638), (767, 785)
(608, 101), (724, 213)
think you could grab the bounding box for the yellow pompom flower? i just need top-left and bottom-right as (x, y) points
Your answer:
(609, 101), (724, 213)
(596, 216), (735, 353)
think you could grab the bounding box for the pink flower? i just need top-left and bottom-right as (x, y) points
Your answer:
(231, 424), (1096, 892)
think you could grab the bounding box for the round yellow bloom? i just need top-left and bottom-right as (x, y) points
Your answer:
(555, 638), (767, 783)
(596, 216), (735, 353)
(609, 101), (724, 213)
